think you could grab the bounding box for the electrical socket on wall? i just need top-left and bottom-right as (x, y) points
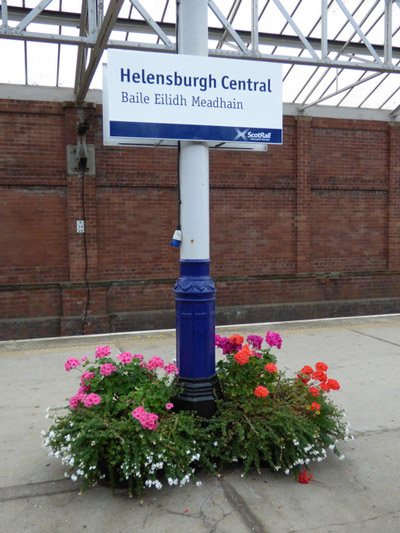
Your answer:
(76, 220), (85, 233)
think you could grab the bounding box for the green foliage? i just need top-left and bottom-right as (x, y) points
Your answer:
(43, 334), (351, 496)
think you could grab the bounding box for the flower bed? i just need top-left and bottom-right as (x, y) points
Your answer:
(43, 331), (352, 496)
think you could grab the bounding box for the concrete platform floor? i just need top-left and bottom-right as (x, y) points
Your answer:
(1, 314), (399, 532)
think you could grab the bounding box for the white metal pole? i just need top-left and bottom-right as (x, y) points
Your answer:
(174, 0), (220, 417)
(178, 0), (210, 260)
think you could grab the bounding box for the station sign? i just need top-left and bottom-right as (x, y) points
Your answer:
(103, 50), (282, 146)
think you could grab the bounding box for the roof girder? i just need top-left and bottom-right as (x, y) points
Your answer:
(0, 0), (399, 110)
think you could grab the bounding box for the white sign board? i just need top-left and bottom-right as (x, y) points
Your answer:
(103, 50), (282, 146)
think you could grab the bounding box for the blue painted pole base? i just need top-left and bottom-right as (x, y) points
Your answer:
(173, 260), (221, 417)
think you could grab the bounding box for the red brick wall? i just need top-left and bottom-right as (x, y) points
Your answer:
(1, 98), (400, 340)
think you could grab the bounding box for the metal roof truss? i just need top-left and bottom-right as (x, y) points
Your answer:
(0, 0), (399, 115)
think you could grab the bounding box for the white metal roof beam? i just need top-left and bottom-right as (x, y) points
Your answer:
(336, 0), (383, 66)
(272, 0), (318, 60)
(299, 71), (382, 110)
(75, 0), (125, 105)
(251, 0), (259, 53)
(208, 0), (251, 55)
(299, 0), (381, 107)
(215, 0), (243, 50)
(1, 0), (8, 28)
(74, 0), (90, 96)
(129, 0), (173, 49)
(384, 0), (392, 64)
(14, 0), (53, 33)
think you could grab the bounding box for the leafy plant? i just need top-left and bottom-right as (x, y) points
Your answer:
(43, 332), (352, 496)
(43, 350), (203, 498)
(207, 332), (350, 482)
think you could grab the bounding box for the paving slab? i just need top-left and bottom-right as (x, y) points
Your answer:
(1, 315), (400, 532)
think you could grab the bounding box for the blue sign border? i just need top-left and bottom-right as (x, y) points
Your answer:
(109, 121), (282, 144)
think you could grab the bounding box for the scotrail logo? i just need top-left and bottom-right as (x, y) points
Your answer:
(234, 128), (272, 142)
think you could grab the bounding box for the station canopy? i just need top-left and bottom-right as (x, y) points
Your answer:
(1, 0), (400, 120)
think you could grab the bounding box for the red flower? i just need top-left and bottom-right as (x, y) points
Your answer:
(315, 362), (328, 372)
(298, 470), (313, 484)
(319, 382), (330, 392)
(327, 378), (340, 390)
(310, 402), (321, 411)
(240, 344), (255, 357)
(234, 351), (249, 365)
(254, 385), (269, 398)
(309, 386), (320, 397)
(312, 370), (328, 383)
(265, 363), (278, 373)
(300, 365), (313, 375)
(230, 334), (244, 346)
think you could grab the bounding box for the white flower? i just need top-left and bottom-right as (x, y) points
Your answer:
(213, 442), (218, 447)
(284, 469), (290, 475)
(196, 481), (202, 487)
(70, 474), (78, 482)
(339, 454), (345, 461)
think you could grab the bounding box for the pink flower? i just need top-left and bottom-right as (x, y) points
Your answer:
(132, 406), (159, 430)
(164, 363), (179, 375)
(117, 352), (133, 365)
(100, 363), (117, 376)
(265, 331), (282, 349)
(247, 335), (263, 350)
(147, 356), (164, 370)
(81, 371), (95, 386)
(215, 334), (241, 355)
(84, 393), (102, 407)
(65, 358), (81, 371)
(95, 345), (111, 359)
(80, 356), (88, 363)
(69, 392), (85, 409)
(265, 363), (278, 373)
(166, 403), (174, 410)
(133, 354), (144, 361)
